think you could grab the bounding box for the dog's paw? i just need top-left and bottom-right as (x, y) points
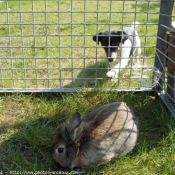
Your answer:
(106, 70), (118, 78)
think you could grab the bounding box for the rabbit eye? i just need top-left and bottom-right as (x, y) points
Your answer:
(57, 147), (64, 153)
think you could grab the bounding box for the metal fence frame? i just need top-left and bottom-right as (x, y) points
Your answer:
(155, 0), (175, 117)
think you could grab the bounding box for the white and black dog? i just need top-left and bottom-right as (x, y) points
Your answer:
(93, 22), (141, 79)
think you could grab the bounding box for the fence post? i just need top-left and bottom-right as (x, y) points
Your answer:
(154, 0), (174, 92)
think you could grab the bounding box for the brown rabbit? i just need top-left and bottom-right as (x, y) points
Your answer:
(51, 102), (138, 172)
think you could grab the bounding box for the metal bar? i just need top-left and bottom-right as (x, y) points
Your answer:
(154, 0), (173, 92)
(159, 91), (175, 117)
(83, 0), (86, 88)
(57, 0), (62, 89)
(0, 87), (154, 93)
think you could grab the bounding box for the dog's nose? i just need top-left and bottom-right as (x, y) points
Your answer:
(108, 58), (114, 62)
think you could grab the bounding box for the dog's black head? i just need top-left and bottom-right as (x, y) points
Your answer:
(93, 30), (128, 62)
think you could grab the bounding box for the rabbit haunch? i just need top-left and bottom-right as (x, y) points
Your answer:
(51, 102), (138, 171)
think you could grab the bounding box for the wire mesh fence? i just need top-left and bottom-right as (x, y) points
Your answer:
(0, 0), (163, 92)
(0, 0), (167, 92)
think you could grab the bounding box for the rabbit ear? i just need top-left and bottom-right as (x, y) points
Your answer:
(69, 112), (82, 131)
(72, 121), (84, 141)
(68, 112), (84, 141)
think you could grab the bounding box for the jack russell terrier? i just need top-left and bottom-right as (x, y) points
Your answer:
(93, 22), (141, 79)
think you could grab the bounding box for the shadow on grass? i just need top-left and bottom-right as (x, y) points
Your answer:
(63, 60), (136, 90)
(0, 92), (174, 173)
(0, 117), (59, 172)
(63, 60), (114, 90)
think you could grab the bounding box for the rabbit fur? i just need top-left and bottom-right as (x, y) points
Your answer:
(51, 102), (138, 172)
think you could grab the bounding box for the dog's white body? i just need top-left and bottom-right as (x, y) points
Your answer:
(107, 22), (141, 79)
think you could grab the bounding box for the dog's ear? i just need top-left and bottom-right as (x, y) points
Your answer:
(93, 32), (102, 45)
(121, 31), (129, 44)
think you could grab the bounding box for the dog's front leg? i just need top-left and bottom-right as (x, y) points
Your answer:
(106, 41), (131, 80)
(106, 57), (129, 79)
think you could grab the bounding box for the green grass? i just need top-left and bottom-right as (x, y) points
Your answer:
(0, 0), (160, 90)
(0, 91), (175, 174)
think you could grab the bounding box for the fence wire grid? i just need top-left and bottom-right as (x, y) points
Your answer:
(0, 0), (170, 93)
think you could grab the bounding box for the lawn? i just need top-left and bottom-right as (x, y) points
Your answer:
(1, 0), (174, 175)
(0, 91), (175, 175)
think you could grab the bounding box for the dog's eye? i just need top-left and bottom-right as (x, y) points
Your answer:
(57, 147), (64, 153)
